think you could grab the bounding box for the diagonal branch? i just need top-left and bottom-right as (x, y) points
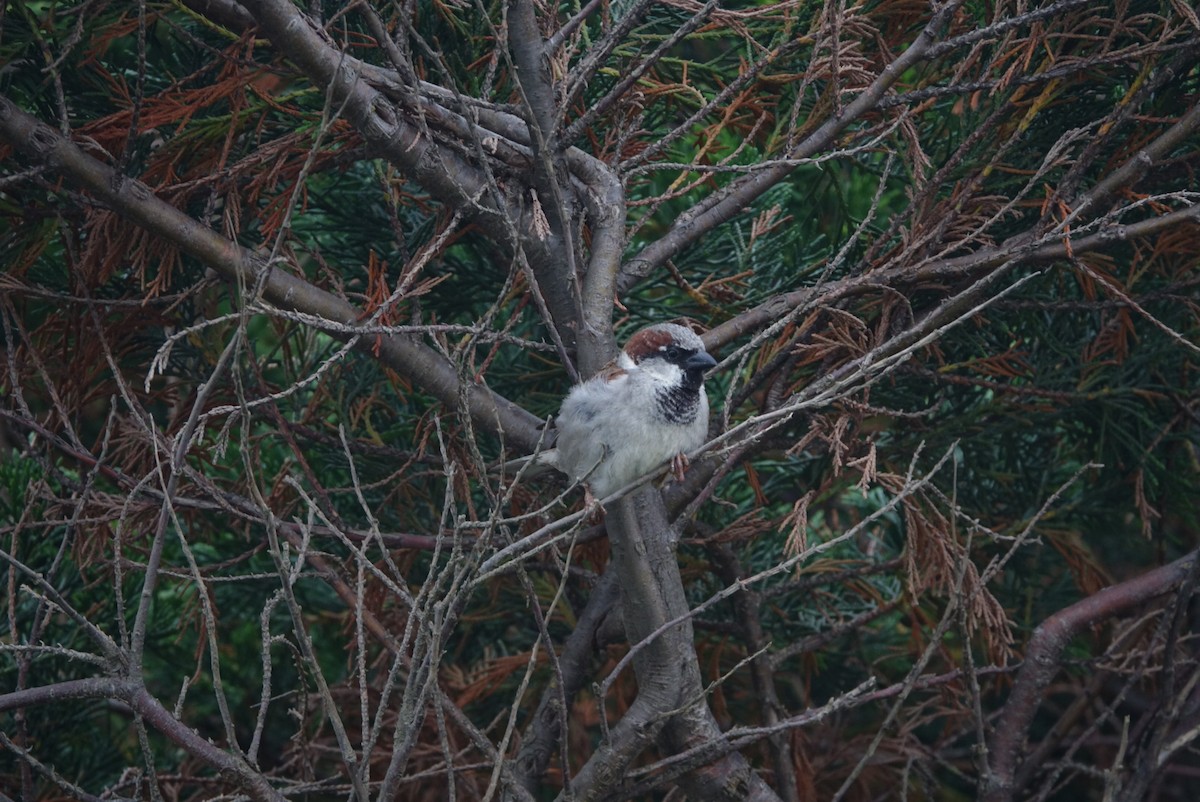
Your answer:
(561, 0), (719, 146)
(704, 198), (1200, 352)
(0, 678), (286, 801)
(618, 1), (966, 291)
(982, 549), (1200, 802)
(0, 95), (544, 451)
(237, 0), (583, 340)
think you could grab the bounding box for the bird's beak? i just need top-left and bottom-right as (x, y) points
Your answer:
(685, 351), (718, 373)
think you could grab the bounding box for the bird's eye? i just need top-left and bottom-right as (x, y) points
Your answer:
(664, 345), (683, 361)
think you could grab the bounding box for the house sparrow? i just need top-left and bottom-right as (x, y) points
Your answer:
(549, 323), (717, 501)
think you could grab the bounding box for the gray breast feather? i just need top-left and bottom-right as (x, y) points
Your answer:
(555, 371), (708, 497)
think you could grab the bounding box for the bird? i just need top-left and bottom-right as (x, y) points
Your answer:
(544, 322), (718, 502)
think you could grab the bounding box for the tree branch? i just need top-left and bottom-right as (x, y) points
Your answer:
(704, 200), (1200, 353)
(0, 95), (544, 451)
(0, 678), (286, 801)
(618, 1), (966, 291)
(982, 550), (1199, 802)
(238, 0), (583, 342)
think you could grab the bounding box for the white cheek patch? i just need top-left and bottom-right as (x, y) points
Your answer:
(638, 360), (685, 387)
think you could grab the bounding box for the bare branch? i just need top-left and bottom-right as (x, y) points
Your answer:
(983, 551), (1200, 802)
(0, 95), (544, 450)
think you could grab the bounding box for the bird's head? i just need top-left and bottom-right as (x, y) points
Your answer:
(619, 323), (717, 391)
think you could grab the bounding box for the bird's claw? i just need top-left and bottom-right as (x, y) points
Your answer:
(583, 486), (605, 520)
(670, 452), (689, 483)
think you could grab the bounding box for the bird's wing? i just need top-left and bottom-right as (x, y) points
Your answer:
(592, 361), (628, 382)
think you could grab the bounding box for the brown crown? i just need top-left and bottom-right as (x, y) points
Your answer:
(622, 327), (676, 362)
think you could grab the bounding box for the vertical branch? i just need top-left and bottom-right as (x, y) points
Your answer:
(508, 0), (586, 352)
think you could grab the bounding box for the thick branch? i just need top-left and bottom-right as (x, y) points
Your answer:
(237, 0), (582, 342)
(238, 1), (499, 215)
(982, 550), (1199, 802)
(509, 0), (586, 349)
(0, 678), (129, 714)
(567, 490), (781, 801)
(0, 95), (544, 451)
(569, 148), (626, 371)
(545, 0), (603, 56)
(510, 0), (559, 146)
(128, 685), (286, 802)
